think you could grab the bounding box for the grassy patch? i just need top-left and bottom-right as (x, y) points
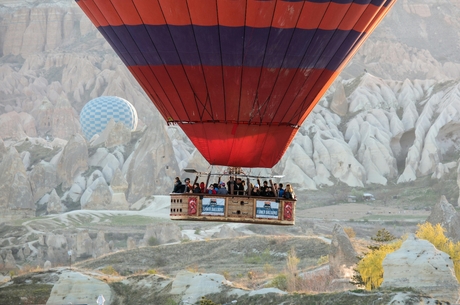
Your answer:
(0, 284), (52, 305)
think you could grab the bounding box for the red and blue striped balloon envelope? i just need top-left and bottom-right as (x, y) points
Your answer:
(75, 0), (396, 168)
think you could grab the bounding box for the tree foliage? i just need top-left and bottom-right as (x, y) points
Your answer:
(356, 240), (402, 290)
(351, 228), (401, 290)
(416, 222), (460, 281)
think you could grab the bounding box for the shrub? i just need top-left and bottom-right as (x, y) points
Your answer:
(343, 227), (356, 239)
(147, 269), (157, 275)
(316, 255), (329, 265)
(356, 240), (402, 290)
(148, 236), (160, 246)
(285, 248), (300, 292)
(268, 274), (288, 291)
(100, 265), (119, 276)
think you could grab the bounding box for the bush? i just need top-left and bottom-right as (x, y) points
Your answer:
(343, 227), (356, 239)
(100, 265), (119, 276)
(147, 269), (157, 275)
(148, 236), (160, 246)
(356, 240), (402, 290)
(268, 274), (288, 291)
(316, 255), (329, 265)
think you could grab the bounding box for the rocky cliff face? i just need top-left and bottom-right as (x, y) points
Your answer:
(0, 0), (460, 219)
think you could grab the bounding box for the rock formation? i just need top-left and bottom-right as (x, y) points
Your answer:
(328, 224), (359, 279)
(0, 147), (35, 221)
(46, 270), (112, 305)
(56, 134), (88, 188)
(143, 223), (182, 245)
(381, 234), (460, 303)
(426, 196), (460, 242)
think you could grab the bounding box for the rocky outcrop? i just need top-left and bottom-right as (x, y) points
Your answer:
(212, 225), (244, 239)
(29, 161), (58, 203)
(0, 111), (37, 140)
(46, 270), (112, 305)
(143, 223), (182, 245)
(0, 147), (35, 221)
(56, 134), (88, 188)
(426, 196), (460, 242)
(80, 177), (112, 210)
(93, 231), (110, 258)
(46, 189), (66, 214)
(51, 99), (81, 140)
(125, 127), (179, 203)
(328, 224), (359, 279)
(381, 235), (459, 303)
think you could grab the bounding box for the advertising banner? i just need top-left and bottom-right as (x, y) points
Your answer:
(256, 201), (279, 219)
(201, 197), (225, 216)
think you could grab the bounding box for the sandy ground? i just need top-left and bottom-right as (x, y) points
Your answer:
(297, 203), (430, 220)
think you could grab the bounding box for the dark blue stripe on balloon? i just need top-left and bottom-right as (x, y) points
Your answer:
(99, 24), (364, 71)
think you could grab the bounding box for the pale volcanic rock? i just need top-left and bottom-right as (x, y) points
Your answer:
(80, 177), (112, 210)
(110, 168), (128, 194)
(143, 223), (182, 245)
(76, 230), (93, 259)
(56, 134), (88, 188)
(92, 231), (111, 258)
(28, 161), (58, 202)
(43, 260), (52, 270)
(51, 98), (80, 140)
(431, 162), (457, 180)
(312, 131), (365, 187)
(20, 8), (47, 56)
(329, 224), (359, 279)
(127, 237), (136, 250)
(3, 250), (17, 269)
(46, 270), (112, 305)
(33, 100), (54, 136)
(0, 147), (35, 220)
(348, 74), (398, 113)
(46, 189), (66, 214)
(381, 235), (459, 303)
(125, 127), (179, 202)
(2, 8), (29, 56)
(426, 196), (460, 242)
(0, 111), (30, 140)
(212, 225), (244, 239)
(330, 81), (348, 116)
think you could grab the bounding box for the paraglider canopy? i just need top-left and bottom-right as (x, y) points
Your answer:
(76, 0), (396, 167)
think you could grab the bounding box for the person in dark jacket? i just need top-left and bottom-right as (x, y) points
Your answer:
(284, 184), (295, 199)
(192, 183), (201, 193)
(172, 177), (183, 193)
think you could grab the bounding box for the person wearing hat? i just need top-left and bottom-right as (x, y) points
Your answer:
(251, 184), (261, 196)
(217, 181), (228, 195)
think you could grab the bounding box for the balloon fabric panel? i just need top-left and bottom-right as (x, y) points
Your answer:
(75, 0), (397, 168)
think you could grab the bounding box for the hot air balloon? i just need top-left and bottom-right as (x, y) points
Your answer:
(75, 0), (396, 168)
(80, 96), (138, 140)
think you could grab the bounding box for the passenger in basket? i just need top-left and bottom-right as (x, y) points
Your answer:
(184, 177), (193, 193)
(172, 177), (184, 193)
(284, 184), (295, 199)
(233, 178), (245, 195)
(251, 184), (261, 196)
(263, 186), (275, 197)
(207, 184), (217, 194)
(200, 182), (206, 193)
(217, 182), (228, 195)
(278, 183), (285, 198)
(192, 183), (201, 193)
(260, 180), (269, 193)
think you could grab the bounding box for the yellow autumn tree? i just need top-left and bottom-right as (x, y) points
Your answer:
(355, 240), (403, 290)
(416, 222), (460, 281)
